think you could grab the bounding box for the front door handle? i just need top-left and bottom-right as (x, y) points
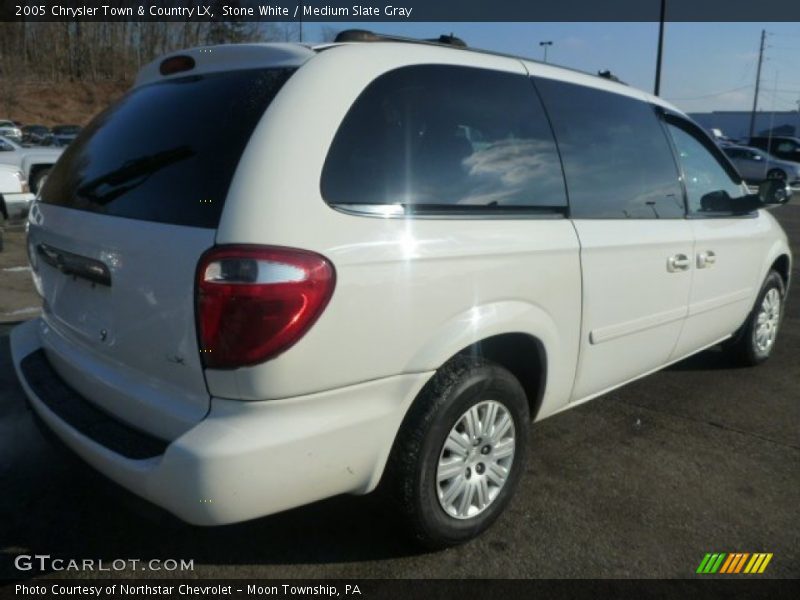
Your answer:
(697, 250), (716, 269)
(667, 253), (691, 272)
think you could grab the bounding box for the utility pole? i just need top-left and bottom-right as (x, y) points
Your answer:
(654, 0), (666, 96)
(796, 99), (800, 136)
(539, 41), (553, 63)
(748, 29), (767, 139)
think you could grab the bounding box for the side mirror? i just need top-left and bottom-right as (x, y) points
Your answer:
(758, 179), (792, 205)
(700, 189), (772, 214)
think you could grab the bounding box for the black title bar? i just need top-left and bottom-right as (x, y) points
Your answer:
(2, 0), (800, 22)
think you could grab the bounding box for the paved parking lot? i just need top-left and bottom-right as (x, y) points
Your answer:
(0, 226), (40, 323)
(0, 205), (797, 580)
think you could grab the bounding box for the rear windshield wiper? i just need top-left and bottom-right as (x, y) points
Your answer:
(76, 146), (194, 205)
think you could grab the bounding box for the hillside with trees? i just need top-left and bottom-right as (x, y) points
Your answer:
(0, 19), (303, 125)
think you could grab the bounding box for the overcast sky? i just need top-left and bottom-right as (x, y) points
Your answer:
(300, 22), (800, 114)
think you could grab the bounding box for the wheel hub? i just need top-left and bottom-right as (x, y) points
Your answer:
(435, 400), (516, 520)
(754, 288), (781, 354)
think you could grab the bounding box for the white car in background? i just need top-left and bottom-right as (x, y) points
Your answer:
(0, 163), (34, 221)
(0, 119), (23, 143)
(0, 135), (63, 193)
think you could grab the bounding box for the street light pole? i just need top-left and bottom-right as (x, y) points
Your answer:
(539, 41), (553, 63)
(654, 0), (666, 96)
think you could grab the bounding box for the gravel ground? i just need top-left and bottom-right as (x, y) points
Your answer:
(0, 226), (40, 323)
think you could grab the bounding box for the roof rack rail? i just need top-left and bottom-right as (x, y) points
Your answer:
(330, 29), (629, 91)
(597, 70), (627, 85)
(334, 29), (467, 49)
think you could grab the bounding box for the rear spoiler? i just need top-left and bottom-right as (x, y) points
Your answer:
(134, 43), (315, 87)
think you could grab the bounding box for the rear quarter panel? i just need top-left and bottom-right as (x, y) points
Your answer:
(210, 44), (583, 418)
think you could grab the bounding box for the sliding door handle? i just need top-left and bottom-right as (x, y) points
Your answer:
(667, 253), (691, 272)
(697, 250), (716, 269)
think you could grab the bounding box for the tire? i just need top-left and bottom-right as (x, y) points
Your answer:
(767, 168), (787, 181)
(30, 167), (51, 194)
(381, 356), (529, 548)
(725, 271), (786, 366)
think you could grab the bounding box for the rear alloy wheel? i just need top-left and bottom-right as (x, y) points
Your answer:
(382, 356), (529, 548)
(436, 400), (516, 519)
(725, 270), (785, 366)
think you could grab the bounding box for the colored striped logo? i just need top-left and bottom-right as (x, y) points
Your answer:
(696, 552), (773, 574)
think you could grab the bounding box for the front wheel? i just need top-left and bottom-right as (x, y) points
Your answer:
(767, 169), (787, 181)
(382, 356), (529, 548)
(725, 270), (785, 366)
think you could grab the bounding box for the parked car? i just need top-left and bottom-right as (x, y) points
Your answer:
(722, 145), (800, 186)
(11, 34), (792, 548)
(0, 119), (23, 143)
(0, 135), (63, 193)
(0, 163), (34, 221)
(51, 124), (81, 146)
(709, 128), (737, 145)
(748, 136), (800, 163)
(0, 163), (34, 253)
(21, 124), (54, 146)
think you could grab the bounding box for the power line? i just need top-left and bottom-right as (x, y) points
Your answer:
(665, 84), (752, 101)
(735, 56), (757, 85)
(761, 90), (800, 109)
(767, 89), (800, 96)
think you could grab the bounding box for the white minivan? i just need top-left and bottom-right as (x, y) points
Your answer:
(11, 32), (792, 547)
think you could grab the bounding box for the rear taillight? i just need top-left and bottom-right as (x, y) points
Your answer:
(196, 245), (335, 369)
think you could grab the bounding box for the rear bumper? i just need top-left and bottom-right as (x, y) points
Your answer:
(11, 318), (432, 525)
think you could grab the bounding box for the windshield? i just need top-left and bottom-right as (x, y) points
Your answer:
(0, 136), (20, 148)
(40, 68), (295, 228)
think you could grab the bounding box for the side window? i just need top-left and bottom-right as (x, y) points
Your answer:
(665, 122), (745, 215)
(533, 78), (684, 219)
(321, 65), (567, 212)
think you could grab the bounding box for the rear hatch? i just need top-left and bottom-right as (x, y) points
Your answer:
(28, 62), (297, 441)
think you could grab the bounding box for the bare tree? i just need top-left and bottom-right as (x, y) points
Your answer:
(0, 20), (282, 86)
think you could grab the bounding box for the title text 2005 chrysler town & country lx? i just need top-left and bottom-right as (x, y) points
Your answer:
(11, 33), (792, 547)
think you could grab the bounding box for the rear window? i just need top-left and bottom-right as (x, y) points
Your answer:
(41, 68), (294, 228)
(534, 78), (685, 219)
(321, 65), (567, 214)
